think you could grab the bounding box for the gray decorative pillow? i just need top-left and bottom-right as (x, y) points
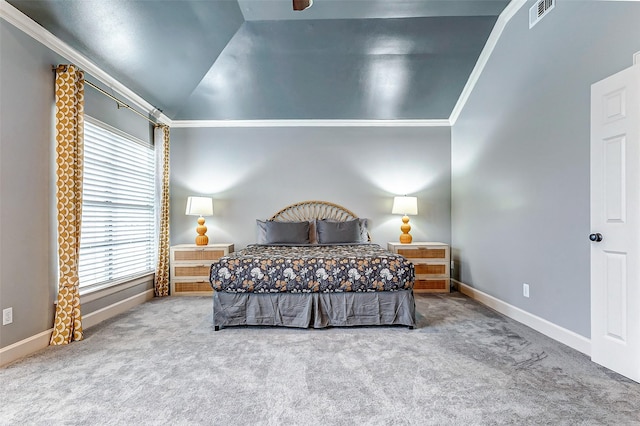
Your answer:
(256, 219), (269, 244)
(358, 218), (369, 242)
(257, 220), (310, 244)
(257, 219), (316, 244)
(316, 218), (362, 244)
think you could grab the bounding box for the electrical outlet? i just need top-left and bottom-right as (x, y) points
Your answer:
(523, 283), (530, 298)
(3, 307), (13, 325)
(450, 260), (455, 270)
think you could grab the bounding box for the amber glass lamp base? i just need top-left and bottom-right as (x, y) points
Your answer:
(195, 216), (208, 246)
(399, 215), (412, 244)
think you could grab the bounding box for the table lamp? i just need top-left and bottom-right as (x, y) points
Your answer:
(392, 196), (418, 244)
(185, 196), (214, 246)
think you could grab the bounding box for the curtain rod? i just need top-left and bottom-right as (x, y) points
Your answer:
(53, 65), (165, 127)
(83, 80), (163, 127)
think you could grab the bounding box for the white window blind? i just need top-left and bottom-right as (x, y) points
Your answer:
(79, 117), (156, 288)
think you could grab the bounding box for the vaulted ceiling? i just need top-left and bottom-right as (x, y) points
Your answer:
(7, 0), (510, 120)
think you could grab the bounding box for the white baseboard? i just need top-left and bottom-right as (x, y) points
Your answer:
(0, 289), (154, 367)
(82, 289), (154, 329)
(453, 279), (591, 356)
(0, 329), (53, 367)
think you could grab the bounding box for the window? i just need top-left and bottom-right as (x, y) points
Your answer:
(78, 117), (156, 289)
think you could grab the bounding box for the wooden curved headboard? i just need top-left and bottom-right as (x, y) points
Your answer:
(269, 200), (359, 222)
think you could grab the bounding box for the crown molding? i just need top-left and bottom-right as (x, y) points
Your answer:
(171, 119), (451, 128)
(0, 0), (171, 126)
(448, 0), (527, 126)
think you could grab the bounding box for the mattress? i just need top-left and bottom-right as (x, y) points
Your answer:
(210, 244), (415, 293)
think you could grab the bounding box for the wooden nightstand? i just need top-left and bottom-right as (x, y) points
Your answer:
(388, 242), (450, 293)
(170, 243), (234, 295)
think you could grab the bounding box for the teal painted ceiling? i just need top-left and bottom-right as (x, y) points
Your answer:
(8, 0), (510, 120)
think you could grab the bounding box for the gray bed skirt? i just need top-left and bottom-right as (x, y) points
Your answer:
(212, 289), (416, 330)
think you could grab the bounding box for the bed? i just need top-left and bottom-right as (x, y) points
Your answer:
(209, 201), (416, 330)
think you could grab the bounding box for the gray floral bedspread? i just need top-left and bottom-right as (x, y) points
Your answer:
(210, 244), (414, 293)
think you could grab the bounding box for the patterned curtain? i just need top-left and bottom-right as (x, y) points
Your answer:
(50, 65), (84, 345)
(154, 125), (171, 296)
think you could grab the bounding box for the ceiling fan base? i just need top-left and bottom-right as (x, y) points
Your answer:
(293, 0), (312, 11)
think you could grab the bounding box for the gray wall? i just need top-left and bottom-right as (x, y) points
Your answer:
(0, 20), (152, 349)
(451, 1), (640, 338)
(170, 126), (451, 250)
(1, 20), (60, 349)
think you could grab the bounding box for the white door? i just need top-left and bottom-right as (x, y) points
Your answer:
(591, 64), (640, 382)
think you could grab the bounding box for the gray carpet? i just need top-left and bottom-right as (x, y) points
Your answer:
(1, 292), (639, 425)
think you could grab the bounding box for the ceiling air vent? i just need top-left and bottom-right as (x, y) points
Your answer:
(529, 0), (555, 28)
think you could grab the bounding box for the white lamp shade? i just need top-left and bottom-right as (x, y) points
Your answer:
(185, 196), (214, 216)
(392, 196), (418, 216)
